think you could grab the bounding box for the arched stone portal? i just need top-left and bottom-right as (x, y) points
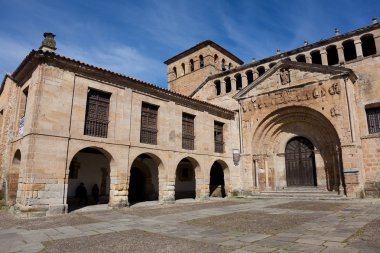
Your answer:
(209, 161), (228, 197)
(251, 106), (342, 192)
(8, 150), (21, 205)
(128, 154), (159, 204)
(67, 147), (110, 211)
(175, 158), (198, 200)
(285, 137), (317, 186)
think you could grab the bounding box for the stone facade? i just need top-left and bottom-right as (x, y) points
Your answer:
(1, 19), (380, 216)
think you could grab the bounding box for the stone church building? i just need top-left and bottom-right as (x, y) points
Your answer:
(1, 18), (380, 216)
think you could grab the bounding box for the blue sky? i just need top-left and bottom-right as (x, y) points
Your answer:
(0, 0), (379, 88)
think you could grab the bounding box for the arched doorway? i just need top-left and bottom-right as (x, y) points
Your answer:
(67, 147), (110, 210)
(8, 150), (21, 205)
(128, 154), (159, 204)
(285, 137), (317, 186)
(209, 161), (226, 197)
(175, 158), (197, 200)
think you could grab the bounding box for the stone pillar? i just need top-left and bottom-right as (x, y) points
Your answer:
(320, 48), (328, 65)
(264, 159), (270, 190)
(242, 75), (248, 89)
(354, 39), (363, 58)
(161, 179), (175, 203)
(253, 71), (259, 80)
(210, 83), (217, 97)
(220, 80), (226, 95)
(337, 45), (345, 64)
(374, 34), (380, 54)
(306, 54), (312, 63)
(231, 78), (237, 91)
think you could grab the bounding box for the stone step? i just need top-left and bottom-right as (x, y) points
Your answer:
(249, 188), (348, 200)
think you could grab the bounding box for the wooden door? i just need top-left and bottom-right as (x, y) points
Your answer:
(285, 137), (316, 186)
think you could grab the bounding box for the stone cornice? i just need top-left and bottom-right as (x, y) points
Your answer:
(11, 50), (235, 120)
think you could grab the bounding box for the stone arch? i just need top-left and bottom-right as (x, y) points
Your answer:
(251, 106), (342, 192)
(257, 66), (265, 76)
(245, 70), (254, 84)
(175, 157), (201, 200)
(189, 59), (194, 72)
(326, 45), (339, 65)
(209, 160), (230, 197)
(214, 80), (221, 96)
(172, 67), (177, 79)
(181, 63), (186, 75)
(311, 50), (322, 64)
(235, 73), (242, 90)
(342, 40), (357, 61)
(221, 59), (226, 71)
(269, 62), (276, 68)
(225, 76), (232, 93)
(128, 152), (163, 204)
(8, 149), (21, 205)
(296, 54), (306, 62)
(199, 55), (204, 68)
(361, 34), (377, 57)
(67, 147), (112, 211)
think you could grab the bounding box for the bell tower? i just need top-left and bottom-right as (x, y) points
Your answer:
(164, 40), (243, 96)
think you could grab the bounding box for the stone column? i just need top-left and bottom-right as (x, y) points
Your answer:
(306, 54), (312, 63)
(220, 80), (226, 95)
(320, 48), (328, 65)
(374, 34), (380, 54)
(210, 83), (217, 97)
(354, 39), (363, 58)
(242, 75), (248, 88)
(253, 71), (259, 80)
(231, 78), (237, 91)
(337, 44), (345, 64)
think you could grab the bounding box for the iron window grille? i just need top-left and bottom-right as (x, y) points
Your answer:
(366, 107), (380, 134)
(84, 88), (111, 138)
(214, 121), (224, 153)
(182, 113), (195, 150)
(140, 102), (159, 144)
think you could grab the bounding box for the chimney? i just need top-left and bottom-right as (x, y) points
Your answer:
(335, 28), (340, 36)
(40, 32), (56, 52)
(303, 41), (309, 46)
(372, 17), (378, 24)
(276, 49), (281, 55)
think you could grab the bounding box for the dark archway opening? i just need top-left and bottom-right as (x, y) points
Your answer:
(327, 46), (339, 65)
(67, 147), (110, 211)
(215, 80), (221, 96)
(343, 40), (357, 61)
(296, 55), (306, 63)
(257, 66), (265, 77)
(235, 74), (242, 90)
(225, 77), (231, 93)
(285, 137), (317, 187)
(361, 34), (377, 57)
(246, 70), (254, 84)
(311, 51), (322, 64)
(209, 162), (226, 197)
(128, 154), (159, 205)
(175, 158), (196, 200)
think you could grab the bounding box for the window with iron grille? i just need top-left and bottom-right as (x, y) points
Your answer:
(366, 107), (380, 134)
(182, 113), (195, 150)
(140, 102), (159, 144)
(84, 88), (111, 138)
(214, 121), (224, 153)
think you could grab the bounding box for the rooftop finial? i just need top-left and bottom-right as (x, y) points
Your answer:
(304, 40), (309, 46)
(252, 57), (256, 63)
(40, 32), (56, 52)
(372, 17), (378, 24)
(335, 28), (340, 36)
(276, 49), (281, 55)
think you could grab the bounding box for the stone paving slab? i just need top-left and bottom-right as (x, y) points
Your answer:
(0, 198), (380, 253)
